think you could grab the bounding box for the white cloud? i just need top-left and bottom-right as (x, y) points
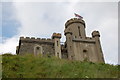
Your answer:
(0, 36), (19, 54)
(13, 2), (67, 38)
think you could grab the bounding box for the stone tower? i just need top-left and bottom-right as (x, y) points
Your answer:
(64, 18), (104, 63)
(52, 33), (62, 58)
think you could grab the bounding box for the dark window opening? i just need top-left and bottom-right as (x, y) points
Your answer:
(57, 41), (58, 46)
(75, 36), (77, 38)
(57, 52), (59, 57)
(78, 26), (81, 36)
(71, 56), (73, 60)
(36, 47), (39, 50)
(69, 37), (71, 40)
(65, 50), (67, 53)
(83, 49), (87, 52)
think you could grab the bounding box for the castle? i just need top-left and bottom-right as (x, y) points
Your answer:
(16, 18), (105, 63)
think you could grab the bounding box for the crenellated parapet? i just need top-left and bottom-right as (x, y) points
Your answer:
(52, 33), (61, 39)
(73, 37), (95, 43)
(85, 37), (94, 40)
(92, 31), (100, 37)
(65, 18), (85, 28)
(20, 36), (54, 44)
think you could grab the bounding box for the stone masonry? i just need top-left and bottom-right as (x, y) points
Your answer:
(16, 18), (105, 63)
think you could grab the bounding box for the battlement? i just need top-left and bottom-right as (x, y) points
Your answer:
(85, 37), (94, 40)
(73, 36), (94, 40)
(73, 37), (95, 43)
(20, 36), (54, 43)
(73, 36), (95, 42)
(92, 31), (100, 37)
(65, 18), (85, 28)
(52, 33), (61, 39)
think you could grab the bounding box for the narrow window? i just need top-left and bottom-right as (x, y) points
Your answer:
(71, 56), (73, 60)
(83, 49), (88, 61)
(69, 37), (71, 40)
(57, 52), (59, 57)
(78, 26), (81, 36)
(75, 36), (77, 38)
(57, 41), (58, 46)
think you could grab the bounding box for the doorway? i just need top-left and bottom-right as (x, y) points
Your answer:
(34, 45), (42, 55)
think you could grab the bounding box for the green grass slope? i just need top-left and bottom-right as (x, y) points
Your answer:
(2, 54), (119, 78)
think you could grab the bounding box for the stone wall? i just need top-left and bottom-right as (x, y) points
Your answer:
(73, 39), (99, 62)
(17, 37), (55, 56)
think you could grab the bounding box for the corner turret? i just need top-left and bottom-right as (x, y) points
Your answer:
(52, 33), (62, 59)
(92, 31), (100, 37)
(52, 33), (61, 39)
(92, 30), (104, 63)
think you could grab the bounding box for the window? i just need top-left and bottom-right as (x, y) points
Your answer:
(75, 36), (77, 38)
(83, 49), (87, 52)
(36, 47), (39, 50)
(34, 45), (43, 55)
(69, 37), (71, 40)
(65, 50), (67, 53)
(57, 52), (59, 57)
(78, 26), (81, 36)
(57, 41), (58, 46)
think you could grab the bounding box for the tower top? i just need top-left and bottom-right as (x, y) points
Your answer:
(65, 18), (85, 28)
(92, 31), (100, 37)
(52, 33), (61, 39)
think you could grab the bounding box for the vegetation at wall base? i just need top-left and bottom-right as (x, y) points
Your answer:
(2, 53), (119, 78)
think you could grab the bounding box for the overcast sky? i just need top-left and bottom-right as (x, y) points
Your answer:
(0, 0), (119, 65)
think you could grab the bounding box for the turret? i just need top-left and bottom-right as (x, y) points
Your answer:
(52, 33), (62, 58)
(92, 31), (104, 63)
(64, 18), (87, 60)
(92, 31), (100, 37)
(65, 18), (86, 39)
(64, 31), (73, 60)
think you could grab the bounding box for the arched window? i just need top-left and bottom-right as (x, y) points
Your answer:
(83, 49), (89, 61)
(34, 45), (42, 55)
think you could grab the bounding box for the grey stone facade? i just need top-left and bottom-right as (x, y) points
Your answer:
(16, 18), (104, 63)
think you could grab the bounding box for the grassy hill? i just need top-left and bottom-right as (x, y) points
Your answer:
(2, 54), (119, 78)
